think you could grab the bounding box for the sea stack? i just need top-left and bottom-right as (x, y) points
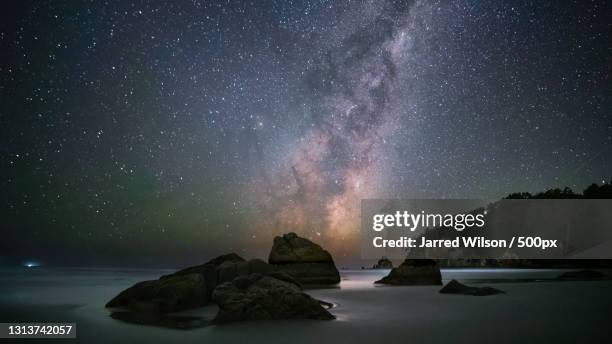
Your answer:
(373, 257), (393, 269)
(375, 259), (442, 285)
(268, 232), (341, 285)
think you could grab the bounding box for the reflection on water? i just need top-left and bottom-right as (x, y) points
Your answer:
(338, 270), (390, 289)
(110, 311), (208, 329)
(336, 268), (582, 289)
(441, 268), (574, 283)
(1, 267), (611, 343)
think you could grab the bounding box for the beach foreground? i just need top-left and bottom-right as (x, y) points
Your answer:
(1, 268), (610, 343)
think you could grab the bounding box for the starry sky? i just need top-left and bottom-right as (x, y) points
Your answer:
(1, 0), (610, 267)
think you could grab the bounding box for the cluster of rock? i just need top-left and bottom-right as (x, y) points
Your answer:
(375, 259), (442, 285)
(106, 253), (247, 313)
(106, 233), (338, 322)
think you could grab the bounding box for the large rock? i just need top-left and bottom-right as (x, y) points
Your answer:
(269, 232), (334, 263)
(268, 232), (340, 285)
(106, 273), (206, 312)
(167, 253), (246, 300)
(107, 253), (281, 313)
(375, 259), (442, 285)
(212, 273), (335, 323)
(439, 279), (504, 296)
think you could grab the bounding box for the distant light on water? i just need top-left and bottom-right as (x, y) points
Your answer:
(23, 261), (40, 268)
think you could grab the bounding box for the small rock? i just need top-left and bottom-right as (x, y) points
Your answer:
(373, 257), (393, 269)
(439, 279), (504, 296)
(375, 259), (442, 285)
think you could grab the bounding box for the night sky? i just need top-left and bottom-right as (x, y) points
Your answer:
(1, 0), (610, 267)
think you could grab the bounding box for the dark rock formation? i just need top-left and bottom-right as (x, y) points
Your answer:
(166, 253), (246, 300)
(373, 257), (393, 269)
(106, 273), (207, 312)
(375, 259), (442, 285)
(106, 240), (339, 315)
(168, 255), (276, 298)
(216, 258), (275, 285)
(557, 269), (606, 280)
(212, 273), (334, 323)
(269, 232), (334, 263)
(171, 253), (245, 276)
(106, 252), (302, 314)
(268, 232), (340, 285)
(107, 253), (284, 313)
(439, 279), (504, 296)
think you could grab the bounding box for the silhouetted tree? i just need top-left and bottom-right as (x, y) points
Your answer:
(533, 187), (578, 199)
(505, 192), (532, 199)
(505, 183), (612, 199)
(583, 183), (612, 198)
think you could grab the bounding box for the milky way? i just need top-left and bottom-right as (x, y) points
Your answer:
(1, 0), (610, 266)
(250, 2), (430, 255)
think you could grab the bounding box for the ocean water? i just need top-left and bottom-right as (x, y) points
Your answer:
(0, 267), (610, 343)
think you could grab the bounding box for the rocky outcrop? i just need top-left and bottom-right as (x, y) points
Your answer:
(268, 232), (340, 285)
(169, 255), (276, 297)
(212, 273), (334, 323)
(375, 259), (442, 285)
(269, 232), (334, 263)
(439, 279), (504, 296)
(107, 253), (281, 313)
(106, 237), (340, 316)
(166, 253), (246, 300)
(106, 273), (207, 313)
(171, 253), (245, 276)
(216, 258), (275, 285)
(373, 257), (393, 269)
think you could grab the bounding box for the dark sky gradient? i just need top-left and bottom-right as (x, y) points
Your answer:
(1, 0), (610, 267)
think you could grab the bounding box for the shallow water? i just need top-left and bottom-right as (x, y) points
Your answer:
(1, 267), (610, 343)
